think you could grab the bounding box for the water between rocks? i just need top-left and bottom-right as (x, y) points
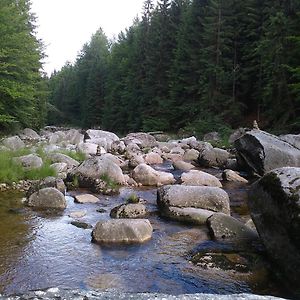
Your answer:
(0, 164), (286, 297)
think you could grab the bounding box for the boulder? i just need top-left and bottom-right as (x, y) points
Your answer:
(229, 128), (247, 144)
(13, 154), (43, 170)
(77, 142), (98, 157)
(2, 136), (25, 151)
(279, 134), (300, 150)
(173, 160), (195, 172)
(128, 154), (145, 168)
(132, 163), (175, 186)
(144, 152), (163, 165)
(207, 213), (259, 242)
(65, 129), (84, 145)
(180, 170), (222, 187)
(26, 177), (66, 197)
(70, 156), (125, 184)
(183, 149), (199, 161)
(111, 140), (126, 154)
(235, 130), (300, 176)
(170, 146), (185, 156)
(110, 203), (147, 219)
(48, 131), (65, 144)
(74, 194), (99, 204)
(248, 167), (300, 292)
(157, 185), (230, 224)
(203, 131), (220, 142)
(164, 207), (215, 225)
(222, 169), (248, 183)
(26, 187), (66, 209)
(92, 219), (153, 244)
(123, 132), (157, 149)
(50, 162), (68, 174)
(85, 129), (119, 151)
(18, 128), (41, 140)
(198, 148), (230, 168)
(48, 153), (79, 169)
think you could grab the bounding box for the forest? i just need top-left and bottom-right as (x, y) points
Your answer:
(1, 0), (300, 137)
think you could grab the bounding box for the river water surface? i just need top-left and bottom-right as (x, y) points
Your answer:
(0, 167), (287, 297)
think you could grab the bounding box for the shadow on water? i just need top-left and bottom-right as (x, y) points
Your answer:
(0, 169), (289, 298)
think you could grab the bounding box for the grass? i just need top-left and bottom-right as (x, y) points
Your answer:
(100, 173), (119, 190)
(58, 150), (86, 162)
(0, 149), (56, 184)
(125, 193), (139, 204)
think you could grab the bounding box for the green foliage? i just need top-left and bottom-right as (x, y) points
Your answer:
(58, 150), (86, 163)
(125, 193), (140, 204)
(100, 173), (119, 190)
(0, 149), (56, 184)
(47, 0), (300, 134)
(0, 0), (47, 130)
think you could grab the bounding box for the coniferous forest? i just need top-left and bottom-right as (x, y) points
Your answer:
(1, 0), (300, 137)
(0, 0), (47, 131)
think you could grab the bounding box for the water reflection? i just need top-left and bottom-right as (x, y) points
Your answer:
(0, 185), (285, 297)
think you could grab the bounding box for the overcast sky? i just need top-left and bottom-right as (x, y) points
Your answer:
(30, 0), (145, 75)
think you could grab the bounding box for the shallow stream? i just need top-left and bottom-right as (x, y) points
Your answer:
(0, 165), (287, 297)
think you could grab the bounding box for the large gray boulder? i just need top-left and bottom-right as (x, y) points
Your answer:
(18, 128), (41, 140)
(92, 219), (153, 244)
(157, 185), (230, 224)
(48, 153), (79, 169)
(71, 156), (125, 184)
(123, 132), (157, 149)
(85, 129), (119, 151)
(198, 148), (230, 168)
(65, 129), (84, 145)
(13, 154), (43, 170)
(207, 213), (259, 242)
(279, 134), (300, 150)
(132, 163), (175, 186)
(2, 136), (25, 151)
(248, 167), (300, 293)
(180, 170), (222, 187)
(235, 130), (300, 176)
(26, 187), (66, 209)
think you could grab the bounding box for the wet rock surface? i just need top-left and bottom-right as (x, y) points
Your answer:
(0, 288), (287, 300)
(248, 167), (300, 294)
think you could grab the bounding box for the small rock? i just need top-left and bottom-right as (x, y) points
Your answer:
(71, 221), (92, 229)
(110, 203), (147, 219)
(74, 194), (100, 204)
(222, 169), (248, 183)
(69, 211), (87, 218)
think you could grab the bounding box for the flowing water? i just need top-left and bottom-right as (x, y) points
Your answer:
(0, 166), (287, 297)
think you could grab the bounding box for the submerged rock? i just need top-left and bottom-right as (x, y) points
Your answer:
(248, 167), (300, 293)
(92, 219), (153, 244)
(235, 130), (300, 175)
(26, 187), (66, 210)
(71, 221), (92, 229)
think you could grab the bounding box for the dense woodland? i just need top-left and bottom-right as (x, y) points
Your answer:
(0, 0), (47, 131)
(1, 0), (300, 137)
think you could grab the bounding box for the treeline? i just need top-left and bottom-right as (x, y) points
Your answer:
(49, 0), (300, 135)
(0, 0), (47, 131)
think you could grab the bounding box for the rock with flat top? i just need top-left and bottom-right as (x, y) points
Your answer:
(74, 194), (99, 204)
(181, 170), (222, 187)
(92, 219), (153, 244)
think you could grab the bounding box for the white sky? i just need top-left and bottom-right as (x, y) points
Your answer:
(30, 0), (145, 75)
